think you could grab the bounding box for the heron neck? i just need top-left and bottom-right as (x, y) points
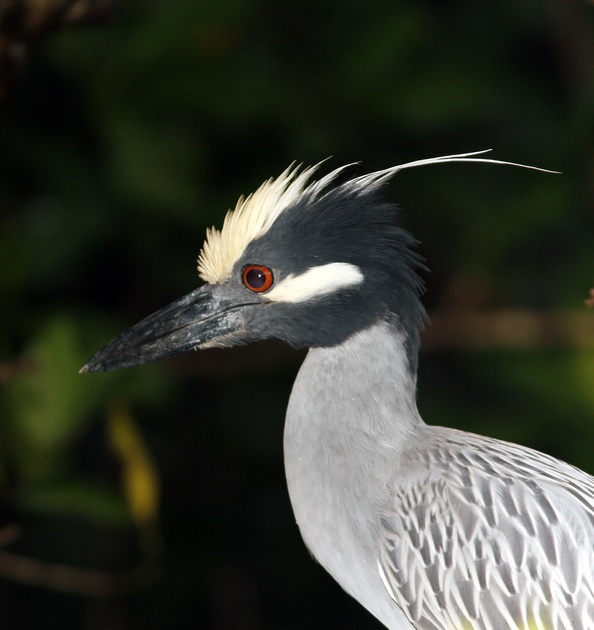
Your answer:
(283, 319), (424, 622)
(287, 320), (424, 447)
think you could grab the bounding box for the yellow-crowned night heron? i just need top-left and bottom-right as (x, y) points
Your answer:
(81, 151), (594, 630)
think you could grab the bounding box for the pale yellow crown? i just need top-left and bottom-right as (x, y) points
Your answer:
(197, 164), (320, 284)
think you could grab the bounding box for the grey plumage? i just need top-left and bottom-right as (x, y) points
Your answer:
(81, 153), (592, 630)
(285, 320), (594, 629)
(379, 430), (594, 629)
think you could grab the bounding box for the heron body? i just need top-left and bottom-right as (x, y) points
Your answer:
(286, 320), (594, 629)
(82, 152), (594, 629)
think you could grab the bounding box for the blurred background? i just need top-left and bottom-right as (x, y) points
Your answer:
(0, 0), (593, 628)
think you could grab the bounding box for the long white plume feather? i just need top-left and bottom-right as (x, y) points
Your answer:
(342, 149), (559, 194)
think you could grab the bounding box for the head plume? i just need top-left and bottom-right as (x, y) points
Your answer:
(197, 150), (556, 285)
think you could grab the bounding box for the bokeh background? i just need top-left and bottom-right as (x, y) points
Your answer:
(1, 1), (593, 628)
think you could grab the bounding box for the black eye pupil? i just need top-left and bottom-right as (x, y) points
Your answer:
(246, 268), (266, 288)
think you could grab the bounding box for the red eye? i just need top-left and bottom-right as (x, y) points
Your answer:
(242, 265), (274, 293)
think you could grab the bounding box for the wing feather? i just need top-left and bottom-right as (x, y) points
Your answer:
(378, 429), (594, 629)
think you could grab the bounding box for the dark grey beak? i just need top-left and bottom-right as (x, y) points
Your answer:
(80, 285), (247, 373)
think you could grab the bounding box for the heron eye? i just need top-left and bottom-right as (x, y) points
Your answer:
(242, 265), (274, 293)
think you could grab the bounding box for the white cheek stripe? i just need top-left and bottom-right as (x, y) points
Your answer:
(265, 262), (364, 303)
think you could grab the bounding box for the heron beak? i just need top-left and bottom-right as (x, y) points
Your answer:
(80, 285), (249, 373)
